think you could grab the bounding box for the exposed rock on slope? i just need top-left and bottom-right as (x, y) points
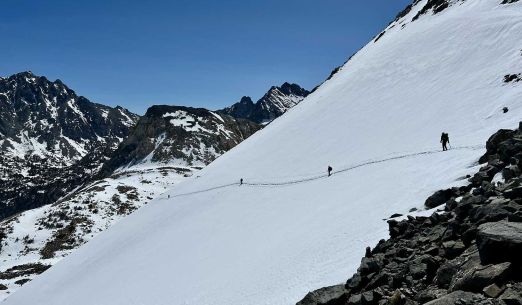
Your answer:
(296, 124), (522, 305)
(0, 72), (138, 220)
(100, 105), (260, 174)
(0, 166), (187, 300)
(220, 83), (309, 124)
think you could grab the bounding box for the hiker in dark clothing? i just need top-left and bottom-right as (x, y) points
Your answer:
(240, 178), (243, 186)
(440, 132), (450, 151)
(328, 166), (333, 177)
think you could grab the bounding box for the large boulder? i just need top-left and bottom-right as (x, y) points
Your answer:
(358, 255), (384, 275)
(479, 129), (516, 163)
(450, 262), (511, 292)
(498, 283), (522, 305)
(424, 291), (488, 305)
(296, 284), (347, 305)
(425, 189), (454, 209)
(470, 203), (513, 224)
(476, 221), (522, 265)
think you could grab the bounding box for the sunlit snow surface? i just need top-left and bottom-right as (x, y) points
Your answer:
(4, 1), (522, 304)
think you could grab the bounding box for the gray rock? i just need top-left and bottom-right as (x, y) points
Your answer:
(435, 261), (458, 288)
(425, 189), (454, 209)
(482, 283), (505, 298)
(424, 291), (487, 305)
(470, 204), (512, 225)
(442, 241), (466, 259)
(362, 290), (380, 304)
(347, 293), (362, 305)
(296, 284), (347, 305)
(476, 221), (522, 264)
(450, 262), (511, 292)
(409, 262), (428, 280)
(499, 283), (522, 305)
(359, 256), (383, 275)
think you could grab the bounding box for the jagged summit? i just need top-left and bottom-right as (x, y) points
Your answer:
(0, 72), (139, 219)
(220, 82), (309, 124)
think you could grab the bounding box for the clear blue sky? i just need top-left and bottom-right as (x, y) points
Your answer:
(0, 0), (411, 114)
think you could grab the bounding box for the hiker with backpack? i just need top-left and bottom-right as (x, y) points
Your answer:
(328, 166), (333, 177)
(440, 132), (450, 151)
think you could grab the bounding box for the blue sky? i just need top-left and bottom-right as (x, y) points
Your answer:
(0, 0), (411, 114)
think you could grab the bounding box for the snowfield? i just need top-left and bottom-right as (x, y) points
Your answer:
(4, 0), (522, 304)
(0, 166), (193, 300)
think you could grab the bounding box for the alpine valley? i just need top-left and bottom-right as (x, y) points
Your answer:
(2, 0), (522, 304)
(0, 72), (308, 299)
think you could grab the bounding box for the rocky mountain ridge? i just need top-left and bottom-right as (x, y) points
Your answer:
(219, 82), (309, 124)
(100, 105), (261, 174)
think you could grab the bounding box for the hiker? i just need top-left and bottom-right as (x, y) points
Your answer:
(440, 132), (450, 151)
(240, 178), (243, 186)
(328, 166), (333, 177)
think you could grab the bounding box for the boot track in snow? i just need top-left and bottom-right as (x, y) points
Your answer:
(163, 145), (484, 199)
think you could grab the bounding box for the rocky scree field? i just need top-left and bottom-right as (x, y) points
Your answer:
(297, 124), (522, 305)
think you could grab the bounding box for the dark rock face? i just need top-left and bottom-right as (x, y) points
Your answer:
(0, 263), (51, 280)
(296, 285), (347, 305)
(412, 0), (450, 22)
(450, 261), (511, 292)
(221, 96), (255, 120)
(0, 72), (139, 220)
(220, 83), (309, 124)
(476, 222), (522, 265)
(504, 74), (522, 83)
(424, 291), (488, 305)
(296, 124), (522, 305)
(100, 105), (261, 174)
(425, 189), (454, 209)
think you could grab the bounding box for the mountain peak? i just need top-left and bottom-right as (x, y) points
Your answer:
(14, 70), (35, 77)
(220, 83), (309, 124)
(276, 82), (309, 97)
(239, 96), (254, 104)
(8, 71), (37, 82)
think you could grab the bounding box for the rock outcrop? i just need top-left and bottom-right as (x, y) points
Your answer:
(296, 124), (522, 305)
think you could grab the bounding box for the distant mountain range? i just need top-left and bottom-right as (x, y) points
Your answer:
(0, 71), (309, 298)
(0, 72), (308, 220)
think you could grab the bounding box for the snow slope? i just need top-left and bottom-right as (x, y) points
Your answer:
(4, 0), (522, 304)
(0, 166), (192, 300)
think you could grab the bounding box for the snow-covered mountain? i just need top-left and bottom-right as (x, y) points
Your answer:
(0, 97), (260, 299)
(220, 82), (309, 124)
(100, 105), (260, 174)
(0, 72), (139, 219)
(3, 1), (522, 305)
